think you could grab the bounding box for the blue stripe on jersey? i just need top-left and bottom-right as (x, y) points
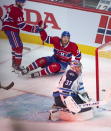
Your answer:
(59, 88), (72, 93)
(18, 22), (26, 29)
(45, 36), (50, 43)
(76, 53), (81, 58)
(53, 92), (69, 97)
(53, 92), (77, 97)
(32, 62), (37, 69)
(15, 54), (22, 58)
(79, 82), (83, 85)
(46, 67), (51, 74)
(78, 87), (84, 91)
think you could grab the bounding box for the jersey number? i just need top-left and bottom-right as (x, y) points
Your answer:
(65, 80), (72, 86)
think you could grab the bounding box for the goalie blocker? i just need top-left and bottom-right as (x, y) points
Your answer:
(50, 60), (94, 121)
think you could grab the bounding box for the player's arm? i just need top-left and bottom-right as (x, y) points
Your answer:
(71, 43), (81, 61)
(39, 29), (58, 45)
(36, 21), (57, 44)
(77, 76), (90, 102)
(17, 14), (40, 33)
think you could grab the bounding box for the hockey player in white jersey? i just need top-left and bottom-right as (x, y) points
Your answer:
(50, 60), (94, 121)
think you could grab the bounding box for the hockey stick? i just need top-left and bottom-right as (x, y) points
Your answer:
(76, 86), (111, 109)
(0, 81), (14, 90)
(78, 88), (111, 109)
(38, 100), (107, 114)
(39, 89), (111, 114)
(79, 100), (106, 109)
(99, 107), (111, 112)
(23, 46), (31, 51)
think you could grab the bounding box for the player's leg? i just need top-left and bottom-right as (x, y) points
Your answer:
(4, 31), (16, 67)
(12, 47), (16, 68)
(30, 57), (69, 77)
(50, 92), (93, 121)
(21, 56), (59, 75)
(52, 91), (66, 108)
(49, 91), (66, 121)
(5, 31), (23, 71)
(21, 57), (47, 75)
(57, 60), (69, 73)
(31, 62), (61, 78)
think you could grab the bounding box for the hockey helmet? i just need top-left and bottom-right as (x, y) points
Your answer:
(70, 60), (82, 67)
(16, 0), (26, 3)
(61, 31), (70, 38)
(70, 60), (82, 73)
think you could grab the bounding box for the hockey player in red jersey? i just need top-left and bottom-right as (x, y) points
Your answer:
(2, 0), (43, 72)
(21, 22), (81, 77)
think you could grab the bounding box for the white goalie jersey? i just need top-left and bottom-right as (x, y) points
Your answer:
(55, 69), (86, 97)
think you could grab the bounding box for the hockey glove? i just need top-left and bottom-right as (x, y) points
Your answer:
(78, 92), (91, 102)
(37, 20), (47, 32)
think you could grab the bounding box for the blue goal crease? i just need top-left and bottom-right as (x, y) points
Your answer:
(0, 93), (53, 121)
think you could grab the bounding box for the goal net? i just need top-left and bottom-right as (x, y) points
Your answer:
(95, 42), (111, 103)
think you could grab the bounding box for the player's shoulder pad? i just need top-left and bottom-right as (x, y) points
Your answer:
(51, 36), (61, 43)
(66, 69), (78, 80)
(69, 42), (78, 49)
(52, 36), (60, 40)
(69, 41), (77, 45)
(6, 4), (13, 11)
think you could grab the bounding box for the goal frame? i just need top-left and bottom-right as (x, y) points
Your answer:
(95, 42), (111, 101)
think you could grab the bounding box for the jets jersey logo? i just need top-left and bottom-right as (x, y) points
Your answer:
(69, 72), (75, 76)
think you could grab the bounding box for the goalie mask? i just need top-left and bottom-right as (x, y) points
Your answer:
(70, 60), (82, 73)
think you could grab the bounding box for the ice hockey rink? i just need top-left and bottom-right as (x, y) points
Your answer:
(0, 39), (111, 131)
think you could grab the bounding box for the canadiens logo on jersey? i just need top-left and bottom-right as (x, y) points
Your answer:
(54, 49), (72, 61)
(95, 15), (111, 44)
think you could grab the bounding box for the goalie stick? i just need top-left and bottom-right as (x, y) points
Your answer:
(0, 81), (14, 90)
(66, 86), (111, 112)
(79, 100), (106, 109)
(38, 100), (108, 114)
(39, 88), (111, 114)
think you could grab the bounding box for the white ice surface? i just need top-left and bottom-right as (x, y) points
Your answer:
(0, 39), (111, 131)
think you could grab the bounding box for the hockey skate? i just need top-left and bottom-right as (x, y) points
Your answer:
(12, 65), (25, 74)
(31, 72), (40, 78)
(21, 67), (29, 75)
(49, 104), (67, 121)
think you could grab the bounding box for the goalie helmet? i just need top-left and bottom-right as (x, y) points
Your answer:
(15, 0), (26, 3)
(70, 60), (82, 73)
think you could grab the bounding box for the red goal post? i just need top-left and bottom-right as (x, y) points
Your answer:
(95, 41), (111, 101)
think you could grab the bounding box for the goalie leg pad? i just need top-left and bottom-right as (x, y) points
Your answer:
(64, 96), (81, 113)
(49, 108), (94, 121)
